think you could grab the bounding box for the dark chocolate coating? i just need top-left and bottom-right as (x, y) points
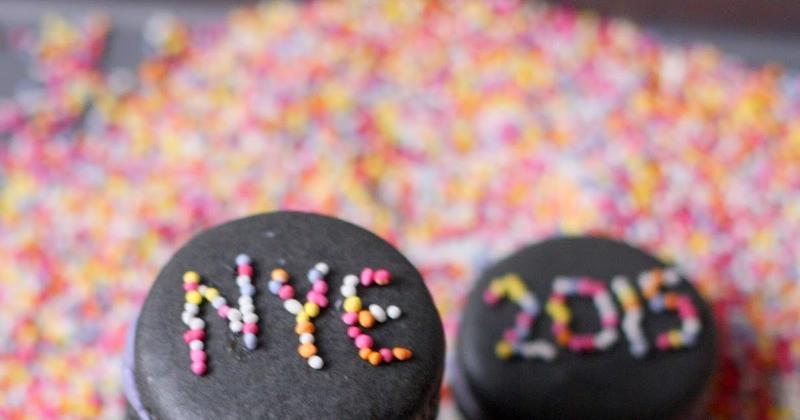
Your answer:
(133, 212), (444, 419)
(455, 236), (717, 420)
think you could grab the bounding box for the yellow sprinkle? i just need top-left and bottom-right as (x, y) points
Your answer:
(668, 330), (683, 347)
(204, 287), (219, 301)
(506, 274), (528, 300)
(304, 302), (320, 318)
(495, 340), (514, 360)
(488, 279), (506, 296)
(183, 271), (200, 283)
(185, 290), (202, 305)
(296, 312), (310, 323)
(549, 304), (571, 323)
(343, 296), (362, 313)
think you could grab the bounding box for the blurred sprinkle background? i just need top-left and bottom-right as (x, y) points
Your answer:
(1, 0), (800, 418)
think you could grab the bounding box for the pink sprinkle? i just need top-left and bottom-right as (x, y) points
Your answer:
(342, 312), (358, 325)
(190, 350), (207, 363)
(360, 268), (374, 286)
(354, 334), (373, 349)
(379, 348), (393, 363)
(601, 315), (619, 328)
(191, 362), (207, 375)
(183, 329), (204, 343)
(347, 326), (361, 338)
(183, 283), (198, 291)
(483, 290), (499, 305)
(312, 280), (328, 294)
(551, 323), (567, 335)
(569, 335), (595, 352)
(237, 264), (253, 276)
(374, 269), (391, 285)
(577, 279), (596, 295)
(677, 297), (697, 319)
(306, 290), (320, 302)
(516, 312), (533, 327)
(656, 334), (671, 350)
(243, 322), (258, 334)
(217, 305), (230, 318)
(278, 285), (295, 300)
(314, 295), (329, 308)
(503, 328), (518, 341)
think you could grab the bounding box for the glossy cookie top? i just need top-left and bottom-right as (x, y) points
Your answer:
(132, 212), (444, 419)
(456, 236), (716, 420)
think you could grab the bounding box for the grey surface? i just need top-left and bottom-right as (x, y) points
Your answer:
(1, 1), (798, 93)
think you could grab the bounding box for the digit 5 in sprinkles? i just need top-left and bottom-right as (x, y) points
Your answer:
(637, 268), (702, 351)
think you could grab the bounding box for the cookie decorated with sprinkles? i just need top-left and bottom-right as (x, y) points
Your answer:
(454, 236), (717, 420)
(123, 211), (444, 419)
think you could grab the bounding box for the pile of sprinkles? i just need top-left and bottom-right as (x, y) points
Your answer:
(2, 0), (800, 417)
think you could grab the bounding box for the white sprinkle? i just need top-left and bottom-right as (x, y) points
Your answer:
(299, 333), (315, 344)
(238, 296), (253, 307)
(683, 318), (702, 337)
(198, 285), (208, 295)
(610, 276), (631, 294)
(552, 277), (572, 294)
(235, 254), (251, 266)
(227, 308), (242, 322)
(240, 303), (255, 315)
(189, 340), (204, 350)
(340, 284), (357, 298)
(189, 318), (205, 331)
(184, 303), (199, 315)
(308, 355), (324, 370)
(284, 299), (303, 314)
(369, 304), (387, 323)
(236, 275), (252, 288)
(181, 311), (194, 325)
(343, 274), (359, 287)
(386, 305), (402, 320)
(314, 262), (329, 276)
(663, 268), (681, 286)
(229, 320), (243, 333)
(519, 341), (556, 361)
(211, 296), (227, 309)
(594, 329), (619, 350)
(243, 313), (259, 324)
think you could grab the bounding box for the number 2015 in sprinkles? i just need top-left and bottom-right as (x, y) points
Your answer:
(485, 267), (701, 361)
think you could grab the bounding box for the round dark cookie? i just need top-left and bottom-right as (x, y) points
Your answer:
(455, 236), (716, 420)
(129, 211), (444, 419)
